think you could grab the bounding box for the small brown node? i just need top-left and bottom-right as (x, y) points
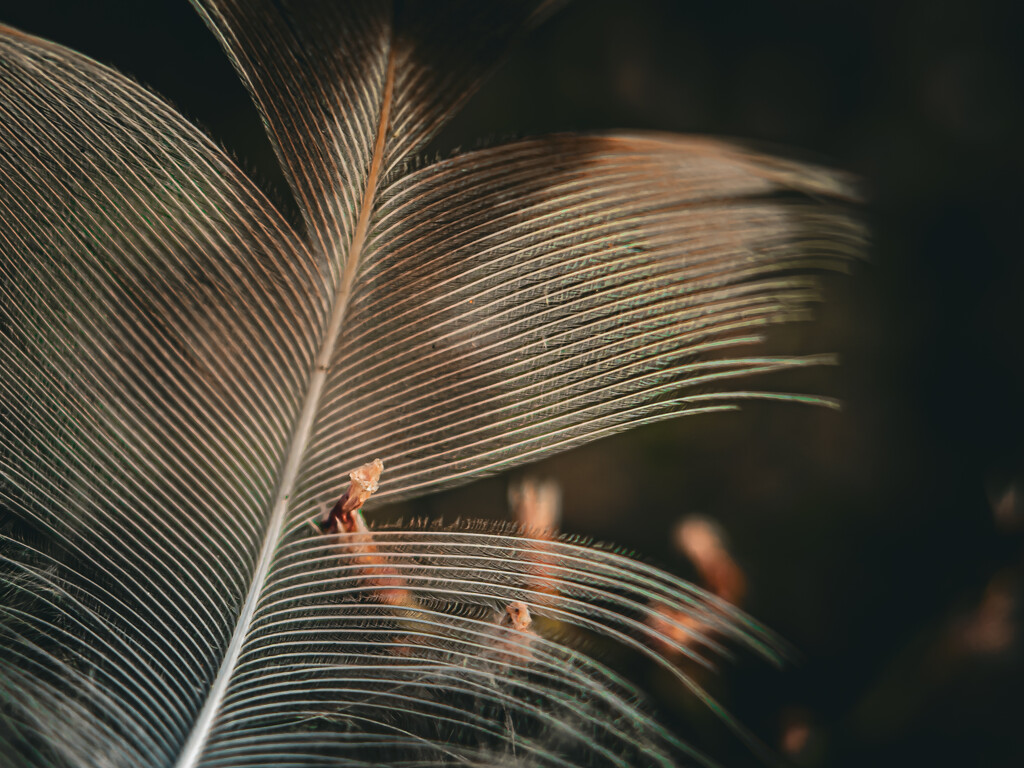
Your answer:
(492, 600), (537, 667)
(500, 600), (533, 632)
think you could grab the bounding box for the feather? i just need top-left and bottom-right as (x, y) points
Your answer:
(0, 2), (862, 766)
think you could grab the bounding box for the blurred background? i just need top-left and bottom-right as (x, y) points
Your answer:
(2, 0), (1021, 765)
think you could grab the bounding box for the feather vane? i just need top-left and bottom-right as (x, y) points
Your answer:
(0, 3), (862, 766)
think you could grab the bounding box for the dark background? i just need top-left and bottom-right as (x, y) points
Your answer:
(1, 1), (1021, 765)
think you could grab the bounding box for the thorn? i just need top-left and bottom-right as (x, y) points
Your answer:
(320, 460), (415, 608)
(646, 515), (749, 659)
(509, 477), (561, 535)
(509, 477), (562, 603)
(675, 515), (747, 605)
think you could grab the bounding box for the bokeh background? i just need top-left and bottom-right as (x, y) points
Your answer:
(1, 1), (1021, 765)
